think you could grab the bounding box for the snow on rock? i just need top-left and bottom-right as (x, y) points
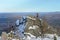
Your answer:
(28, 25), (39, 30)
(23, 36), (54, 40)
(12, 39), (19, 40)
(23, 33), (60, 40)
(27, 16), (36, 20)
(43, 38), (53, 40)
(16, 19), (20, 26)
(24, 33), (36, 38)
(15, 16), (27, 38)
(44, 34), (58, 39)
(44, 34), (54, 39)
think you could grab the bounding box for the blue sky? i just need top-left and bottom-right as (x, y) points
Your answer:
(0, 0), (60, 12)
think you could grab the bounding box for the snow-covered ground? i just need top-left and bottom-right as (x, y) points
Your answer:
(23, 36), (60, 40)
(23, 33), (60, 40)
(0, 33), (60, 40)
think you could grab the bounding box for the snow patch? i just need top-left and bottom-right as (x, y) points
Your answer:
(28, 25), (39, 30)
(27, 16), (36, 20)
(16, 19), (20, 25)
